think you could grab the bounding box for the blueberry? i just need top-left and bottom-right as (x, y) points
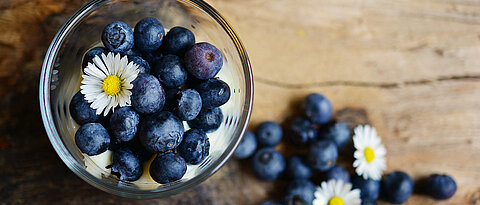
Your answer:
(286, 155), (312, 179)
(381, 171), (414, 204)
(260, 201), (281, 205)
(283, 179), (316, 205)
(163, 88), (180, 111)
(252, 148), (286, 181)
(133, 17), (165, 52)
(177, 129), (210, 165)
(128, 55), (150, 74)
(185, 73), (205, 88)
(195, 78), (230, 109)
(69, 91), (101, 125)
(425, 174), (456, 200)
(152, 54), (187, 88)
(109, 106), (139, 142)
(184, 42), (223, 80)
(111, 148), (142, 181)
(123, 46), (142, 56)
(233, 131), (257, 159)
(303, 93), (332, 124)
(128, 136), (153, 162)
(82, 47), (107, 69)
(307, 139), (337, 172)
(138, 111), (184, 153)
(149, 152), (187, 184)
(161, 26), (195, 56)
(173, 89), (202, 121)
(352, 175), (380, 201)
(141, 50), (163, 66)
(131, 73), (165, 114)
(255, 121), (283, 147)
(287, 117), (317, 145)
(321, 121), (350, 148)
(322, 165), (350, 183)
(75, 123), (110, 156)
(187, 107), (223, 133)
(101, 21), (134, 53)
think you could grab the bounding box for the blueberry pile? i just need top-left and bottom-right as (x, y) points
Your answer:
(71, 17), (230, 184)
(234, 93), (457, 204)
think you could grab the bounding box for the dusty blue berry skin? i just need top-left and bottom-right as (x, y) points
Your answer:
(233, 131), (257, 159)
(307, 139), (337, 172)
(322, 121), (350, 148)
(322, 165), (350, 183)
(286, 155), (312, 179)
(128, 55), (150, 74)
(252, 148), (286, 181)
(184, 42), (223, 80)
(69, 91), (101, 125)
(163, 88), (180, 111)
(382, 171), (414, 204)
(139, 111), (184, 153)
(133, 17), (165, 52)
(149, 152), (187, 184)
(260, 201), (281, 205)
(131, 73), (165, 114)
(152, 54), (187, 88)
(161, 26), (195, 56)
(75, 123), (110, 156)
(109, 106), (140, 142)
(141, 50), (163, 66)
(425, 174), (457, 200)
(195, 78), (230, 109)
(353, 175), (380, 201)
(256, 121), (283, 147)
(283, 179), (316, 205)
(111, 148), (142, 181)
(288, 117), (317, 145)
(177, 129), (210, 165)
(187, 107), (223, 133)
(82, 47), (107, 69)
(102, 21), (134, 53)
(173, 89), (202, 121)
(303, 93), (332, 124)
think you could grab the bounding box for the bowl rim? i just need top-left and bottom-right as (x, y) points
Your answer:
(39, 0), (253, 198)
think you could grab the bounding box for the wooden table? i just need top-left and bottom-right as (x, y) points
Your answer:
(1, 0), (479, 204)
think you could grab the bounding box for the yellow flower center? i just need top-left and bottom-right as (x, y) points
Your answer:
(328, 196), (344, 205)
(364, 147), (375, 163)
(102, 75), (122, 96)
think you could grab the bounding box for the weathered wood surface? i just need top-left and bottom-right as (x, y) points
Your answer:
(1, 0), (480, 204)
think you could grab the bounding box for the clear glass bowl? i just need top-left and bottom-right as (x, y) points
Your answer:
(39, 0), (253, 198)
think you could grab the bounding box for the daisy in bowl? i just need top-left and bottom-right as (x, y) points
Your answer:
(81, 52), (139, 116)
(352, 125), (387, 180)
(313, 179), (361, 205)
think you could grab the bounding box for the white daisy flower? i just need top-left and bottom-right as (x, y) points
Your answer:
(80, 52), (139, 116)
(352, 125), (387, 180)
(313, 179), (361, 205)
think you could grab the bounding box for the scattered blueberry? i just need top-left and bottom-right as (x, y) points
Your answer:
(149, 152), (187, 184)
(321, 121), (350, 148)
(161, 26), (195, 56)
(69, 91), (101, 125)
(286, 155), (312, 179)
(252, 148), (286, 181)
(82, 47), (107, 69)
(163, 88), (180, 111)
(283, 179), (316, 205)
(255, 121), (283, 147)
(111, 148), (142, 181)
(177, 129), (210, 165)
(260, 201), (282, 205)
(173, 89), (202, 121)
(233, 131), (257, 159)
(128, 55), (150, 74)
(184, 42), (223, 80)
(101, 21), (134, 53)
(187, 107), (223, 133)
(75, 123), (110, 156)
(322, 165), (350, 183)
(131, 73), (165, 114)
(303, 93), (332, 124)
(138, 111), (184, 153)
(352, 175), (380, 201)
(195, 78), (230, 109)
(133, 17), (165, 52)
(425, 174), (457, 200)
(287, 117), (317, 145)
(382, 171), (414, 204)
(109, 106), (139, 142)
(152, 54), (187, 88)
(307, 139), (338, 172)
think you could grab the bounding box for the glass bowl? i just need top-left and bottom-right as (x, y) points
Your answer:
(39, 0), (253, 198)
